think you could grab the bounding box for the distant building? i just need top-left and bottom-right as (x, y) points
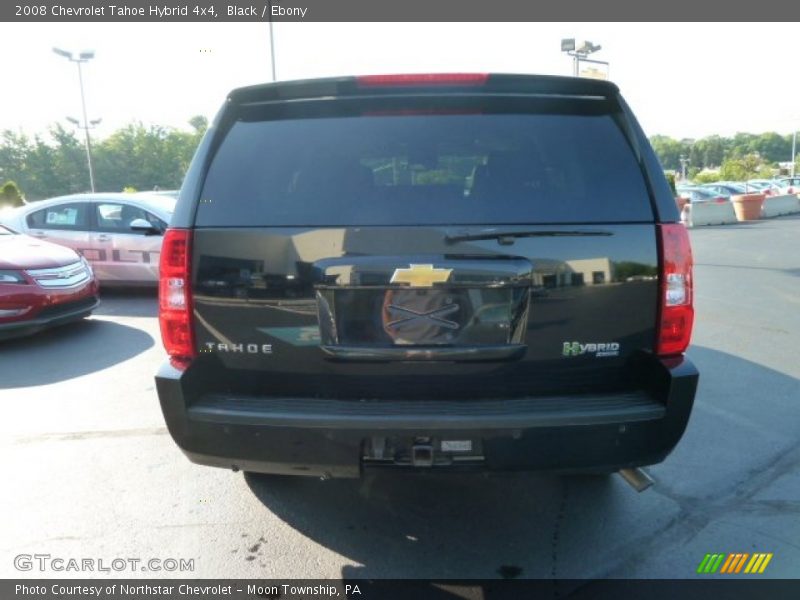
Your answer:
(565, 258), (614, 286)
(530, 257), (614, 288)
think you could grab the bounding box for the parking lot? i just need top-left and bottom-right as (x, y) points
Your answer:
(1, 216), (798, 580)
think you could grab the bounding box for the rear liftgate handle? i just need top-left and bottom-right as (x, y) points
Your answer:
(319, 344), (527, 362)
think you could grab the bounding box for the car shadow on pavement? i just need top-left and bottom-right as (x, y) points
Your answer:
(0, 318), (154, 388)
(242, 345), (800, 582)
(245, 469), (617, 581)
(95, 287), (158, 318)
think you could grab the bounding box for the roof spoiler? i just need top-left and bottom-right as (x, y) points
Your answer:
(228, 73), (620, 106)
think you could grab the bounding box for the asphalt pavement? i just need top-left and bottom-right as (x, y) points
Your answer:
(1, 216), (798, 580)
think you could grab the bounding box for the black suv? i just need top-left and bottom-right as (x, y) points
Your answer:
(155, 74), (698, 478)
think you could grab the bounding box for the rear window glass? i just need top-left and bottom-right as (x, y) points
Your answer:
(196, 113), (652, 226)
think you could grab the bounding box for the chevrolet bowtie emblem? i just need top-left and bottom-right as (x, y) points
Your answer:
(390, 264), (453, 287)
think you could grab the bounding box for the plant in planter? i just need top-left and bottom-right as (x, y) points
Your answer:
(730, 193), (766, 221)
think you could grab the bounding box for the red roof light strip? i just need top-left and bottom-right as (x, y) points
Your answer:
(357, 73), (489, 87)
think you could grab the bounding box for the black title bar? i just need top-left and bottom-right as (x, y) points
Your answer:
(3, 0), (800, 22)
(5, 579), (800, 600)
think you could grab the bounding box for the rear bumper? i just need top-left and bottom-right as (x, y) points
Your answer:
(155, 355), (698, 477)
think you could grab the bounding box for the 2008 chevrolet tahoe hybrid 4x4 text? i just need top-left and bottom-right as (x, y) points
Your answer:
(155, 74), (698, 478)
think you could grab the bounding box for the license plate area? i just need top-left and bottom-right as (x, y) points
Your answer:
(364, 435), (485, 467)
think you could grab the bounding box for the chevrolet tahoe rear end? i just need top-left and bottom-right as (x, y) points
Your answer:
(155, 74), (698, 477)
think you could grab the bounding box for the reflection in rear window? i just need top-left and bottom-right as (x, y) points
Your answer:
(196, 113), (652, 226)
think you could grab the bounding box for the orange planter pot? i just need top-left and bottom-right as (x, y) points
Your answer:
(731, 193), (765, 221)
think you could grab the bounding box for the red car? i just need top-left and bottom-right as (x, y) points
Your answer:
(0, 224), (99, 340)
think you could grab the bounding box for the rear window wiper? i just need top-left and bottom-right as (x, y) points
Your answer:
(445, 229), (613, 245)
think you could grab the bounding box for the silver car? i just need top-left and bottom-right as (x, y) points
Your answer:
(776, 177), (800, 195)
(0, 193), (174, 286)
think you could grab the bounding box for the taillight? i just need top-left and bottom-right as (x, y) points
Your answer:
(159, 228), (195, 368)
(357, 73), (489, 87)
(656, 224), (694, 356)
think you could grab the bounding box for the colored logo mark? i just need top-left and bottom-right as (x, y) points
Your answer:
(390, 264), (453, 288)
(696, 553), (773, 574)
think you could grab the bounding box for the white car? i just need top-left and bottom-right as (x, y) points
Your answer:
(776, 177), (800, 195)
(0, 193), (175, 286)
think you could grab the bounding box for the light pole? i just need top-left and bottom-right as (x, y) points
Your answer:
(267, 1), (276, 81)
(792, 130), (797, 178)
(561, 39), (609, 78)
(679, 155), (690, 182)
(66, 115), (102, 171)
(53, 47), (98, 192)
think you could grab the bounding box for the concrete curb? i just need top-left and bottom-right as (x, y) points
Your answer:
(761, 194), (800, 218)
(682, 201), (738, 228)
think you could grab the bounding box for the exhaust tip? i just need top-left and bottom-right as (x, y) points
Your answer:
(618, 467), (655, 493)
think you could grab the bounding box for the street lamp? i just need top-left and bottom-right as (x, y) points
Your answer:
(67, 116), (101, 128)
(561, 38), (609, 78)
(53, 47), (98, 192)
(679, 155), (690, 182)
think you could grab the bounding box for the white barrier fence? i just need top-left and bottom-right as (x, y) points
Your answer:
(683, 194), (800, 227)
(761, 194), (800, 218)
(682, 201), (738, 228)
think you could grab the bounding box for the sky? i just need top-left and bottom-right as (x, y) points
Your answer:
(1, 22), (798, 141)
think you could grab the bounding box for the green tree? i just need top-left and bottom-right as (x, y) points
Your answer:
(35, 125), (89, 198)
(0, 180), (24, 207)
(0, 119), (207, 199)
(93, 118), (205, 192)
(0, 126), (89, 200)
(650, 135), (690, 170)
(664, 172), (677, 195)
(691, 135), (725, 168)
(650, 132), (790, 175)
(0, 131), (32, 190)
(753, 132), (791, 164)
(188, 115), (208, 136)
(719, 154), (771, 181)
(694, 170), (720, 184)
(729, 133), (758, 159)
